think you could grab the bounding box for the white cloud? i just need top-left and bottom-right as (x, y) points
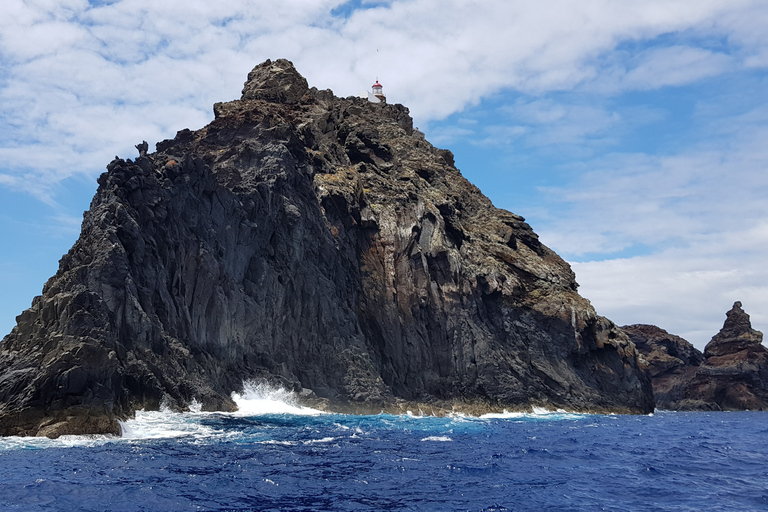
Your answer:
(496, 99), (622, 148)
(601, 46), (735, 93)
(2, 0), (767, 198)
(531, 105), (768, 348)
(572, 245), (768, 350)
(427, 125), (476, 147)
(535, 103), (768, 254)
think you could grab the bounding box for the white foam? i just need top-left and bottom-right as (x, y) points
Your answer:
(119, 409), (217, 440)
(188, 398), (203, 413)
(117, 382), (324, 442)
(0, 434), (117, 451)
(231, 381), (326, 417)
(479, 409), (528, 419)
(479, 407), (585, 420)
(303, 437), (336, 444)
(0, 383), (594, 451)
(258, 440), (298, 446)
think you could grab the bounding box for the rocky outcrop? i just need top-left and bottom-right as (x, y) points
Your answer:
(626, 302), (768, 411)
(703, 301), (764, 357)
(683, 302), (768, 410)
(622, 324), (704, 410)
(0, 59), (653, 437)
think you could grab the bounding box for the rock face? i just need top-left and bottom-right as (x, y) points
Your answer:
(622, 324), (704, 410)
(626, 302), (768, 411)
(685, 302), (768, 410)
(703, 301), (764, 357)
(0, 59), (653, 437)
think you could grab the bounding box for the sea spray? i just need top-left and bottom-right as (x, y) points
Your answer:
(231, 381), (326, 417)
(118, 381), (324, 442)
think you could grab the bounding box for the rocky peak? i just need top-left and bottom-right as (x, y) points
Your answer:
(241, 58), (309, 104)
(0, 59), (654, 437)
(704, 301), (764, 357)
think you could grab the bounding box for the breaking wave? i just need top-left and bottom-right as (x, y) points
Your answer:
(0, 383), (593, 450)
(230, 381), (326, 417)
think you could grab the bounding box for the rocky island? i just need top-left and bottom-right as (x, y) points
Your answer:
(624, 301), (768, 411)
(0, 59), (653, 437)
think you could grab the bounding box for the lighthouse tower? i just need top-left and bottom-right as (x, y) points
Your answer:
(371, 80), (386, 103)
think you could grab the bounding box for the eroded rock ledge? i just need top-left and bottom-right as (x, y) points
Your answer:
(0, 59), (653, 437)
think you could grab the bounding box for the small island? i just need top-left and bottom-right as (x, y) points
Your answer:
(0, 59), (656, 437)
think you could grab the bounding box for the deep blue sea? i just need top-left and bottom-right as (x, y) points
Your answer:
(1, 384), (766, 511)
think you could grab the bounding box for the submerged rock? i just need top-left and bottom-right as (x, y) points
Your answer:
(0, 59), (653, 437)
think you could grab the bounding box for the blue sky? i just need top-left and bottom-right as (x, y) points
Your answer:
(1, 0), (768, 348)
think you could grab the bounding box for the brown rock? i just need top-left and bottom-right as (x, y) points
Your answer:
(622, 324), (703, 409)
(627, 302), (768, 411)
(240, 58), (309, 104)
(684, 302), (768, 410)
(703, 301), (764, 357)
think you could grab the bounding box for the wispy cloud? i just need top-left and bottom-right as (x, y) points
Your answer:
(534, 104), (768, 347)
(572, 242), (768, 349)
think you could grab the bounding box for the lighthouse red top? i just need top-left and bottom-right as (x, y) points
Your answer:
(372, 81), (382, 88)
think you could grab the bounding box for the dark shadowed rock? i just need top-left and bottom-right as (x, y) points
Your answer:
(0, 59), (654, 437)
(622, 324), (703, 410)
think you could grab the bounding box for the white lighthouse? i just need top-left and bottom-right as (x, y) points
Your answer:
(369, 80), (386, 103)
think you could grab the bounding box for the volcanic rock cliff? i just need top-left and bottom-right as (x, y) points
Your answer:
(625, 302), (768, 410)
(0, 59), (653, 437)
(622, 324), (704, 409)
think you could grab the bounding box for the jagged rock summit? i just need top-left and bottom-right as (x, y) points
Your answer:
(685, 302), (768, 410)
(626, 302), (768, 411)
(241, 58), (310, 104)
(0, 59), (653, 437)
(703, 301), (763, 357)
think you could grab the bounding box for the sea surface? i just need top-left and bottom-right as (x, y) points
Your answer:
(0, 383), (766, 511)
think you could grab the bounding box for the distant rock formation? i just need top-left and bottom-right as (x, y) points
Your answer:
(685, 302), (768, 410)
(703, 301), (764, 357)
(625, 302), (768, 411)
(0, 59), (653, 437)
(622, 323), (704, 410)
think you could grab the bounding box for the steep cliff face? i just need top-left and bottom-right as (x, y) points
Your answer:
(0, 59), (653, 437)
(626, 302), (768, 411)
(622, 324), (704, 409)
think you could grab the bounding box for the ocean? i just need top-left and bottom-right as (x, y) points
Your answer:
(0, 383), (766, 511)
